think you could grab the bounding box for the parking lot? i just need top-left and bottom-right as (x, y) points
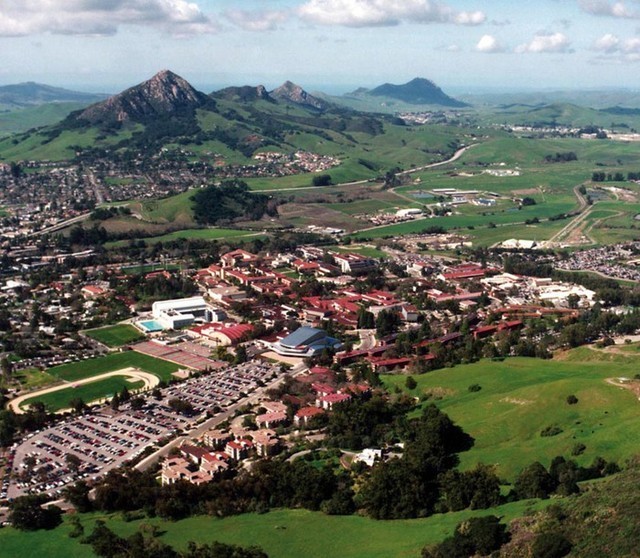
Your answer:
(6, 360), (281, 499)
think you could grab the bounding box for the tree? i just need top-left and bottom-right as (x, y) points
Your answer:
(357, 307), (375, 329)
(235, 345), (248, 364)
(531, 532), (573, 558)
(63, 480), (93, 512)
(312, 174), (332, 187)
(405, 376), (417, 390)
(375, 309), (400, 337)
(65, 453), (82, 473)
(9, 495), (63, 531)
(513, 461), (556, 499)
(1, 357), (13, 381)
(68, 397), (87, 414)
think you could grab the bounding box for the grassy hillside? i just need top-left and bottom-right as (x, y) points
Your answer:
(0, 500), (550, 558)
(383, 349), (640, 480)
(0, 102), (90, 136)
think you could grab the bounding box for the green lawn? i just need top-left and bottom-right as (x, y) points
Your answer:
(9, 368), (57, 390)
(106, 228), (259, 248)
(0, 500), (550, 558)
(46, 351), (179, 383)
(84, 325), (145, 348)
(383, 352), (640, 480)
(21, 377), (144, 412)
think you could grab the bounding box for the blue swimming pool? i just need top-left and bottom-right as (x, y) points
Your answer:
(138, 320), (165, 332)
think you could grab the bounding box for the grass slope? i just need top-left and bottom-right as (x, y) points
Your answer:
(0, 500), (550, 558)
(383, 351), (640, 480)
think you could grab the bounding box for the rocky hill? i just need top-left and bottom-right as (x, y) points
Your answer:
(77, 70), (210, 125)
(369, 77), (468, 107)
(270, 81), (328, 111)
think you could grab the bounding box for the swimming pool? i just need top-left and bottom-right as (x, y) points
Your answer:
(138, 320), (165, 332)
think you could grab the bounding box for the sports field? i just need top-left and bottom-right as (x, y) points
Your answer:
(45, 351), (179, 383)
(383, 349), (640, 480)
(20, 376), (145, 412)
(85, 324), (144, 348)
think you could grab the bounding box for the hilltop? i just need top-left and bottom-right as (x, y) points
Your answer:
(76, 70), (211, 125)
(0, 82), (105, 109)
(269, 80), (329, 111)
(369, 77), (468, 107)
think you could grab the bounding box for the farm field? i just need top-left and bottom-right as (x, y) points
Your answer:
(0, 500), (550, 558)
(21, 376), (144, 412)
(44, 351), (179, 383)
(84, 324), (144, 348)
(383, 350), (640, 480)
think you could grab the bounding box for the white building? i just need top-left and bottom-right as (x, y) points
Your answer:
(152, 296), (218, 330)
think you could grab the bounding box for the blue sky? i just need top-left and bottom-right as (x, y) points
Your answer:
(2, 0), (640, 93)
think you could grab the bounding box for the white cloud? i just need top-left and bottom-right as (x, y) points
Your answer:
(296, 0), (486, 28)
(224, 10), (289, 32)
(579, 0), (636, 18)
(476, 34), (505, 53)
(589, 32), (640, 61)
(0, 0), (218, 37)
(516, 32), (573, 54)
(593, 33), (621, 52)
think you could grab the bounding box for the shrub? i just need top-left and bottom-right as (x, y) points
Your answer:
(571, 443), (586, 456)
(566, 394), (579, 405)
(468, 384), (482, 393)
(541, 425), (563, 437)
(405, 376), (418, 390)
(531, 532), (573, 558)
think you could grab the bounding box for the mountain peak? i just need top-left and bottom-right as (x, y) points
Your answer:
(78, 70), (208, 124)
(270, 81), (328, 111)
(370, 77), (468, 107)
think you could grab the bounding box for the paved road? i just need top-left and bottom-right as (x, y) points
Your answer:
(33, 212), (92, 236)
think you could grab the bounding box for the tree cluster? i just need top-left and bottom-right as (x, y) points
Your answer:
(191, 180), (277, 225)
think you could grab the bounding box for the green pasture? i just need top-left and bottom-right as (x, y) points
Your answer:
(332, 245), (389, 259)
(136, 190), (195, 223)
(383, 351), (640, 480)
(460, 220), (566, 247)
(45, 351), (179, 383)
(0, 500), (550, 558)
(84, 324), (145, 348)
(106, 228), (259, 248)
(22, 376), (144, 412)
(351, 196), (578, 240)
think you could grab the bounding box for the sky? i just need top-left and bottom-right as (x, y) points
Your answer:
(2, 0), (640, 93)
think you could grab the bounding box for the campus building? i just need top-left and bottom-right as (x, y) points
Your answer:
(270, 326), (342, 358)
(151, 296), (221, 330)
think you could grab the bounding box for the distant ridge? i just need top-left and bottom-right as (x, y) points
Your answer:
(0, 82), (106, 108)
(370, 77), (468, 107)
(77, 70), (210, 124)
(213, 85), (274, 103)
(270, 81), (329, 111)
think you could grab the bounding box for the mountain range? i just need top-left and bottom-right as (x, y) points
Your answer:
(0, 82), (106, 109)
